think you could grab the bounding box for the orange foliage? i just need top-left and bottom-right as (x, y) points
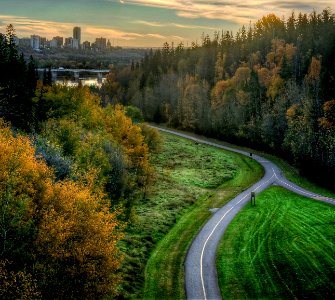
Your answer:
(285, 43), (297, 60)
(286, 104), (300, 120)
(319, 99), (335, 129)
(211, 79), (232, 109)
(36, 180), (124, 297)
(0, 119), (124, 298)
(306, 56), (321, 83)
(266, 39), (286, 68)
(257, 67), (271, 87)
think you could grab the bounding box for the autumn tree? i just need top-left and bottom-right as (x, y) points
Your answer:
(0, 119), (124, 299)
(117, 9), (335, 189)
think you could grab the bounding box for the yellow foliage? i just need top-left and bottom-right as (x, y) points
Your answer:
(254, 14), (284, 37)
(104, 104), (149, 171)
(0, 121), (51, 205)
(266, 75), (285, 101)
(77, 87), (105, 129)
(0, 120), (124, 298)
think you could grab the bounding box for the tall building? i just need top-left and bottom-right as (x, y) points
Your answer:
(30, 35), (40, 50)
(72, 39), (79, 49)
(73, 26), (81, 49)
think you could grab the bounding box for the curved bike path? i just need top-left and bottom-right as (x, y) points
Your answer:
(150, 126), (335, 300)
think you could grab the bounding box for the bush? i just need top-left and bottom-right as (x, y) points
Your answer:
(33, 135), (74, 181)
(139, 123), (162, 152)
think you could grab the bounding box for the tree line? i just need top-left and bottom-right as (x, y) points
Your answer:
(103, 9), (335, 190)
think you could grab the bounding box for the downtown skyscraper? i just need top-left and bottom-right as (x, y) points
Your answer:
(73, 26), (81, 49)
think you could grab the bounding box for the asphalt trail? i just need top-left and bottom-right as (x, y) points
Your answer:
(150, 126), (335, 300)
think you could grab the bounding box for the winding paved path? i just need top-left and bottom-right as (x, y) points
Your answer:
(150, 125), (335, 300)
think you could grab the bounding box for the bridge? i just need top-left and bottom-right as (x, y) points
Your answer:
(37, 68), (110, 83)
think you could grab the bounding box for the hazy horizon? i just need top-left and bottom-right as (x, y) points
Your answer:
(1, 1), (334, 47)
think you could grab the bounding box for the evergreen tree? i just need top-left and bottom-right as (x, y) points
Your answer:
(0, 25), (38, 131)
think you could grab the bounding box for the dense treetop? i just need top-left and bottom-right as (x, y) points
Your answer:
(105, 9), (335, 189)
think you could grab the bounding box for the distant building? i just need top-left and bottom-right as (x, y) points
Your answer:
(73, 27), (81, 49)
(72, 38), (79, 49)
(50, 36), (63, 48)
(30, 35), (40, 50)
(82, 41), (91, 50)
(40, 37), (47, 48)
(64, 37), (73, 48)
(19, 38), (31, 48)
(95, 37), (106, 50)
(107, 39), (111, 49)
(50, 39), (57, 48)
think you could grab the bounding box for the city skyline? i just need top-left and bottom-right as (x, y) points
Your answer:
(1, 1), (334, 47)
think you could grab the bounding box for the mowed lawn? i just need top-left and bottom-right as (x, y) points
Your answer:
(217, 186), (335, 299)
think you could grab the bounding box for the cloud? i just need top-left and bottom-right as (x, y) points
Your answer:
(171, 35), (185, 40)
(0, 15), (73, 37)
(0, 14), (191, 46)
(132, 20), (164, 27)
(132, 19), (217, 30)
(146, 33), (166, 39)
(119, 0), (335, 24)
(0, 15), (145, 41)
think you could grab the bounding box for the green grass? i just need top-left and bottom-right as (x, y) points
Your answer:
(217, 186), (335, 299)
(141, 133), (263, 299)
(117, 131), (263, 298)
(153, 125), (335, 199)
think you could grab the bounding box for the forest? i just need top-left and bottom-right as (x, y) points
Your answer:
(0, 8), (335, 299)
(103, 9), (335, 190)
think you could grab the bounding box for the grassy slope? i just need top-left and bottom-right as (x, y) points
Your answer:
(217, 186), (335, 299)
(153, 125), (335, 198)
(141, 133), (263, 299)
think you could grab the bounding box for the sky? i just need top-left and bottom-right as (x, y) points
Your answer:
(0, 1), (334, 47)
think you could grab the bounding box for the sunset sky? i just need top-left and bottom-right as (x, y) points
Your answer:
(0, 0), (334, 47)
